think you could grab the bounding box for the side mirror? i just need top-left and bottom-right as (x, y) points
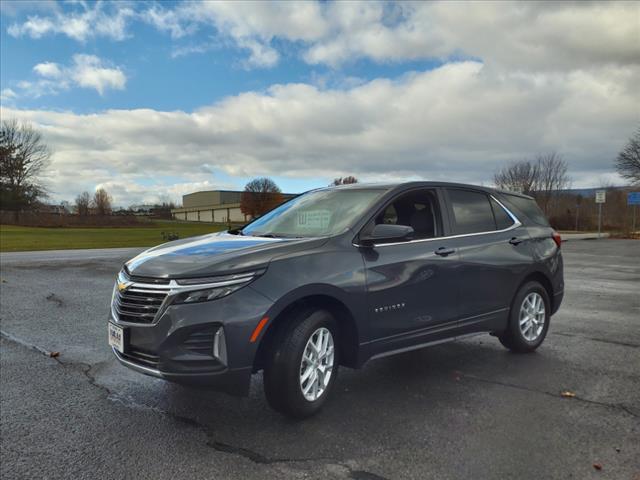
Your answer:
(359, 224), (414, 247)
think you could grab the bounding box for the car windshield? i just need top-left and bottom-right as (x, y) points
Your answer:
(241, 188), (386, 238)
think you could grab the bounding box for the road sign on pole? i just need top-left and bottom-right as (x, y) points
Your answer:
(629, 192), (640, 233)
(595, 190), (606, 238)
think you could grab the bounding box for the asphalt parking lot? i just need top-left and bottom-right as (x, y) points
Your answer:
(1, 239), (639, 480)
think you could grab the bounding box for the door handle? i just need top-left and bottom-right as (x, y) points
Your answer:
(509, 237), (524, 246)
(435, 247), (455, 257)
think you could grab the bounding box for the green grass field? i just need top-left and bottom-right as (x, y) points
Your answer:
(0, 221), (227, 252)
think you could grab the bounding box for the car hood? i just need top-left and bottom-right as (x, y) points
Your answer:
(124, 231), (326, 279)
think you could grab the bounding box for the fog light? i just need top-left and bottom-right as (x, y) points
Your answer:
(213, 327), (227, 366)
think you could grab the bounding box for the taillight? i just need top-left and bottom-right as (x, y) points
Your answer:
(552, 231), (562, 248)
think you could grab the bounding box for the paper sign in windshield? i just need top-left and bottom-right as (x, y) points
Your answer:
(297, 210), (331, 230)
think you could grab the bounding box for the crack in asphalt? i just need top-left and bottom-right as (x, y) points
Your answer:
(1, 329), (111, 396)
(0, 330), (391, 479)
(553, 331), (640, 349)
(206, 440), (339, 465)
(348, 471), (390, 480)
(1, 330), (54, 356)
(460, 373), (640, 418)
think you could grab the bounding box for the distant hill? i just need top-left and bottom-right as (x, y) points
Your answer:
(559, 186), (631, 197)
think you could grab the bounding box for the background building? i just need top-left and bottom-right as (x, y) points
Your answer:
(170, 190), (295, 223)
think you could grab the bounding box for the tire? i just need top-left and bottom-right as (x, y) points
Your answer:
(263, 309), (339, 418)
(498, 281), (550, 353)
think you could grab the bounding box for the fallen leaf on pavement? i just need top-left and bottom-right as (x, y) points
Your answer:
(49, 351), (60, 358)
(560, 391), (576, 398)
(592, 463), (602, 470)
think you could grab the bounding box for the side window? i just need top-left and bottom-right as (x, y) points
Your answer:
(447, 189), (497, 234)
(373, 189), (441, 239)
(490, 197), (515, 230)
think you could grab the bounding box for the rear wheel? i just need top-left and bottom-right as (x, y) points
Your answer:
(263, 309), (339, 418)
(499, 281), (550, 353)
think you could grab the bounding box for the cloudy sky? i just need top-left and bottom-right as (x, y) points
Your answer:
(1, 0), (639, 206)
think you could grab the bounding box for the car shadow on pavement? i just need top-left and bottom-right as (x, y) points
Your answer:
(107, 338), (551, 462)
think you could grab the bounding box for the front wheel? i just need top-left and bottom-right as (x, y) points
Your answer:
(499, 281), (550, 353)
(263, 309), (339, 418)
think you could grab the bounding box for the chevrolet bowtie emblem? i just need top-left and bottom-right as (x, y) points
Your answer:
(117, 281), (131, 292)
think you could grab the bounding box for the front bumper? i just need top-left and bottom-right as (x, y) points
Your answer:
(109, 284), (273, 396)
(112, 347), (253, 395)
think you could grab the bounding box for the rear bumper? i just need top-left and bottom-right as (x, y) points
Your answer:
(552, 289), (564, 315)
(112, 347), (252, 396)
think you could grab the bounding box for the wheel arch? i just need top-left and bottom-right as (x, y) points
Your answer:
(516, 270), (555, 312)
(252, 289), (361, 372)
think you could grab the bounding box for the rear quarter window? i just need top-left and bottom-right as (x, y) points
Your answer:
(490, 198), (515, 230)
(499, 194), (550, 226)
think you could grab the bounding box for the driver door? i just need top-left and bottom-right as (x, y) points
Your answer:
(359, 188), (461, 356)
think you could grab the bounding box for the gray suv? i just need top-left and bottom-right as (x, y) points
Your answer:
(108, 182), (564, 418)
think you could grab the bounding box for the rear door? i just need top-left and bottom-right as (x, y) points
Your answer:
(359, 188), (461, 355)
(441, 188), (532, 333)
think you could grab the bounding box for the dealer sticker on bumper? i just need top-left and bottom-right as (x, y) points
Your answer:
(108, 323), (124, 353)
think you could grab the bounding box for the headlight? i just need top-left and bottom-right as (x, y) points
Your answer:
(174, 284), (245, 304)
(171, 269), (265, 305)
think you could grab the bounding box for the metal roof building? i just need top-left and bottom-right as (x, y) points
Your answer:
(170, 190), (295, 224)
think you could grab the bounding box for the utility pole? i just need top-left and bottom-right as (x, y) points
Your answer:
(628, 192), (640, 235)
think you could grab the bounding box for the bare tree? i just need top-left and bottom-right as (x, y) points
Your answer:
(534, 152), (570, 214)
(0, 119), (50, 217)
(615, 128), (640, 185)
(494, 152), (569, 214)
(332, 176), (358, 186)
(75, 191), (91, 216)
(493, 160), (540, 195)
(92, 188), (112, 216)
(240, 177), (283, 218)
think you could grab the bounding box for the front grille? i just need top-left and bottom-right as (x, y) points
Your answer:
(113, 285), (170, 324)
(120, 347), (160, 369)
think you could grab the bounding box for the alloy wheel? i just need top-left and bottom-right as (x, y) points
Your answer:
(299, 327), (335, 402)
(519, 292), (546, 341)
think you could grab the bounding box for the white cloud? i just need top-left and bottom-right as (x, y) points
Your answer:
(0, 88), (19, 103)
(24, 54), (126, 96)
(141, 4), (197, 39)
(33, 62), (62, 78)
(2, 62), (638, 205)
(9, 1), (638, 71)
(8, 1), (134, 41)
(69, 54), (126, 94)
(137, 1), (640, 70)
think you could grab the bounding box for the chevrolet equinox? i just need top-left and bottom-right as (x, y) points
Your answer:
(109, 182), (564, 418)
